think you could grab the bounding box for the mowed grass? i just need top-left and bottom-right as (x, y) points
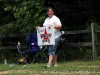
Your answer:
(0, 60), (100, 75)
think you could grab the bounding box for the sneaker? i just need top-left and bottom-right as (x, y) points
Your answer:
(45, 63), (51, 68)
(54, 64), (58, 67)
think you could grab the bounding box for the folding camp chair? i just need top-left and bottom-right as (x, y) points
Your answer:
(16, 32), (48, 64)
(17, 42), (42, 64)
(26, 32), (48, 63)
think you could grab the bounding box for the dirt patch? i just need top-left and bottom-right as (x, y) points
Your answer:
(0, 70), (37, 75)
(0, 70), (100, 75)
(40, 70), (100, 74)
(77, 66), (99, 67)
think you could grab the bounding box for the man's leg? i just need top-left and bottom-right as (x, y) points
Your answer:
(53, 55), (57, 66)
(48, 55), (53, 64)
(53, 36), (61, 66)
(46, 45), (53, 67)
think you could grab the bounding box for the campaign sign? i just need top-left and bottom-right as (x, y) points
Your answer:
(37, 27), (55, 45)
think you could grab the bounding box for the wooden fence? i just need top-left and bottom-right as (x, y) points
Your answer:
(0, 23), (99, 60)
(64, 23), (99, 60)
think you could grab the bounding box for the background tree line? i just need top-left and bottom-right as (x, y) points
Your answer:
(0, 0), (100, 62)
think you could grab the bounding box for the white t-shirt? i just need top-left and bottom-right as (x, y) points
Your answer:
(43, 15), (62, 38)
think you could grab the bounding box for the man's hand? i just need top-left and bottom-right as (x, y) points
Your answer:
(36, 26), (40, 29)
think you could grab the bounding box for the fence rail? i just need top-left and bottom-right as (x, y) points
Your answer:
(65, 42), (92, 47)
(0, 46), (26, 50)
(0, 33), (28, 38)
(65, 30), (91, 34)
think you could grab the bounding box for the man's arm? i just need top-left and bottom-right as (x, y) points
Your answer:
(48, 25), (62, 30)
(54, 25), (62, 30)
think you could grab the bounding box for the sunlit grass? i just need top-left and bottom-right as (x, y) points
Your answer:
(0, 60), (100, 75)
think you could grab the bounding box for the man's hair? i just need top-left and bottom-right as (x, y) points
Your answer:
(47, 7), (54, 12)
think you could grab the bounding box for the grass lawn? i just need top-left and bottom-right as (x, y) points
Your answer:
(0, 60), (100, 75)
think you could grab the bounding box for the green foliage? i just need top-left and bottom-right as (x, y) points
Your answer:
(46, 0), (100, 30)
(1, 0), (46, 33)
(1, 0), (100, 32)
(65, 47), (92, 61)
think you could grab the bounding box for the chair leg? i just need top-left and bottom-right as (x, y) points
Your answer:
(57, 48), (65, 62)
(31, 52), (42, 63)
(62, 48), (65, 61)
(31, 51), (48, 63)
(40, 51), (48, 62)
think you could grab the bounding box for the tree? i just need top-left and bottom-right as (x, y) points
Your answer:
(45, 0), (100, 30)
(0, 0), (46, 33)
